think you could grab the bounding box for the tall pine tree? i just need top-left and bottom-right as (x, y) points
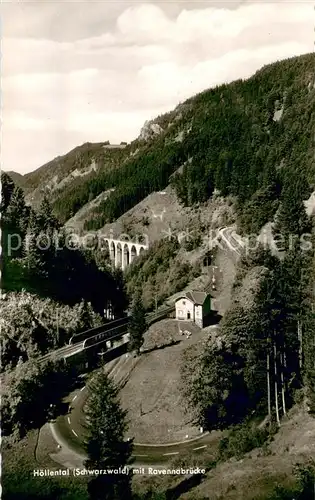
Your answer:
(273, 170), (311, 250)
(129, 292), (146, 355)
(85, 370), (133, 500)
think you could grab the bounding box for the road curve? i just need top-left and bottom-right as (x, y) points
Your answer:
(51, 358), (219, 467)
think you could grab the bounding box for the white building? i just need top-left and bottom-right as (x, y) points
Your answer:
(175, 291), (212, 328)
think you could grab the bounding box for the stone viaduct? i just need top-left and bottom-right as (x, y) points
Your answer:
(103, 238), (149, 270)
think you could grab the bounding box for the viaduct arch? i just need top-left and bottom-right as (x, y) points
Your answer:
(103, 238), (148, 270)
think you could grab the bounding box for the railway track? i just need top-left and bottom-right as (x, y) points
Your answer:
(38, 303), (175, 362)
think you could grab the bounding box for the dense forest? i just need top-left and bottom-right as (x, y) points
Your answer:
(125, 237), (201, 309)
(0, 171), (130, 444)
(182, 173), (315, 429)
(1, 171), (128, 316)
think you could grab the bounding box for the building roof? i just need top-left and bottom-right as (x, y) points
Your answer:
(175, 290), (210, 305)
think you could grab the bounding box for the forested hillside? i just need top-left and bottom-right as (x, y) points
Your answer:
(0, 170), (129, 440)
(84, 52), (315, 233)
(16, 141), (134, 214)
(182, 172), (315, 430)
(125, 237), (201, 309)
(1, 171), (128, 317)
(11, 53), (315, 234)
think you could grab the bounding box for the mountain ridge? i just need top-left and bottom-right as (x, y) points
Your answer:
(8, 52), (315, 233)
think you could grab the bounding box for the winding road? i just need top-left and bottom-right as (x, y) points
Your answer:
(50, 355), (220, 468)
(48, 226), (241, 468)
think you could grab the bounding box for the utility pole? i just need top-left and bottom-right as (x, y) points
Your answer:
(274, 337), (280, 426)
(267, 351), (271, 418)
(210, 265), (218, 291)
(297, 319), (303, 369)
(154, 283), (158, 312)
(280, 351), (287, 416)
(56, 309), (59, 347)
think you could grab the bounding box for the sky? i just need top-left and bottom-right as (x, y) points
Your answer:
(1, 0), (314, 174)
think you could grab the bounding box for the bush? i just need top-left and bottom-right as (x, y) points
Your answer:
(263, 462), (315, 499)
(218, 421), (269, 460)
(183, 233), (202, 251)
(0, 292), (103, 370)
(2, 359), (78, 438)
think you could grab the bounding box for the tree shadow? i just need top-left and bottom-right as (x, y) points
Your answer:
(203, 311), (222, 327)
(165, 473), (205, 500)
(140, 340), (181, 355)
(56, 401), (70, 416)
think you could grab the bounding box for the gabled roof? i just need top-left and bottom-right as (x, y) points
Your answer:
(175, 290), (210, 305)
(186, 290), (208, 305)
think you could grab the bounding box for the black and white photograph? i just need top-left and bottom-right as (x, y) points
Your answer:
(1, 1), (315, 499)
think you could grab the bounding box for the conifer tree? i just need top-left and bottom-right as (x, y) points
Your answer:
(1, 172), (15, 212)
(272, 172), (313, 415)
(37, 195), (60, 231)
(111, 267), (129, 318)
(85, 371), (133, 500)
(2, 185), (29, 259)
(24, 198), (60, 287)
(273, 171), (311, 249)
(78, 300), (93, 330)
(183, 338), (249, 430)
(296, 240), (315, 412)
(129, 292), (146, 355)
(5, 186), (29, 232)
(24, 209), (47, 278)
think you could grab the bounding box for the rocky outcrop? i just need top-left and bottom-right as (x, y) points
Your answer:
(139, 120), (163, 141)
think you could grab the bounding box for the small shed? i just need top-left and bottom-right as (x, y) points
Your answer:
(175, 291), (212, 328)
